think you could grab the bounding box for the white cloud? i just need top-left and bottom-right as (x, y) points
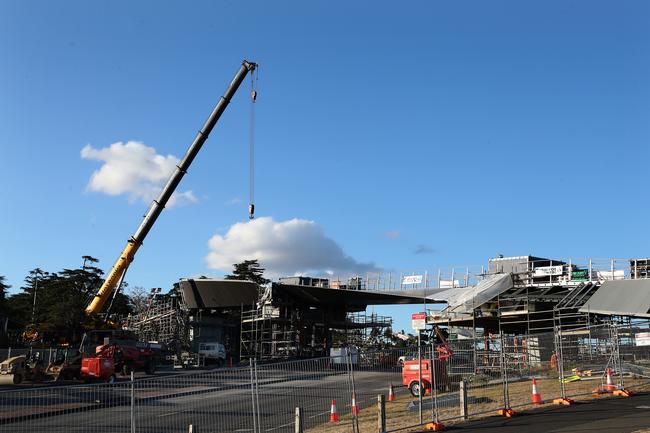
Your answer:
(205, 217), (379, 278)
(81, 141), (197, 207)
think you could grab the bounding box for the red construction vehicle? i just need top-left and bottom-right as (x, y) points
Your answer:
(402, 358), (449, 396)
(80, 349), (115, 382)
(81, 330), (156, 377)
(402, 324), (452, 396)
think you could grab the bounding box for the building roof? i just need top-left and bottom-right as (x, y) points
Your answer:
(579, 279), (650, 317)
(178, 278), (452, 310)
(179, 279), (259, 309)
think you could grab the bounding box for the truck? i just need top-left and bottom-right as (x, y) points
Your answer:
(81, 330), (156, 376)
(197, 342), (226, 365)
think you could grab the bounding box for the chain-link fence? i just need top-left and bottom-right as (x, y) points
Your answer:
(2, 322), (650, 433)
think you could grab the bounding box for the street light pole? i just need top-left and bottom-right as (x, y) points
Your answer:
(31, 275), (39, 324)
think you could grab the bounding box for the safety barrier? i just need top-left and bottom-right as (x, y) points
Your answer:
(2, 321), (650, 432)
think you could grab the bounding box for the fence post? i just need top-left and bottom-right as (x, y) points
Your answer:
(429, 342), (439, 424)
(254, 358), (261, 431)
(417, 332), (422, 424)
(249, 358), (257, 433)
(130, 371), (135, 433)
(500, 333), (510, 410)
(348, 349), (360, 433)
(555, 326), (566, 400)
(294, 407), (304, 433)
(377, 394), (386, 433)
(614, 325), (624, 388)
(459, 379), (468, 420)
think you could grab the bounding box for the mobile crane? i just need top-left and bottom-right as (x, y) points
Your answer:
(0, 60), (258, 385)
(85, 59), (257, 315)
(76, 60), (258, 382)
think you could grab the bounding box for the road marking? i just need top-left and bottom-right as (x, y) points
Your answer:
(264, 422), (293, 431)
(637, 405), (650, 409)
(160, 409), (192, 417)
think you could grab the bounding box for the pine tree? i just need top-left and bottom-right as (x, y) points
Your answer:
(225, 260), (270, 286)
(0, 276), (9, 309)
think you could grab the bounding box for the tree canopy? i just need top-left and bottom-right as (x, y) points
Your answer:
(225, 260), (270, 286)
(2, 256), (133, 344)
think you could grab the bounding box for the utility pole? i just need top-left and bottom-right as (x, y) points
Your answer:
(31, 269), (43, 324)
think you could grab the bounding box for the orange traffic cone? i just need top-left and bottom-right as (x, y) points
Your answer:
(388, 384), (395, 401)
(351, 392), (360, 414)
(606, 368), (616, 391)
(531, 378), (542, 404)
(329, 399), (339, 422)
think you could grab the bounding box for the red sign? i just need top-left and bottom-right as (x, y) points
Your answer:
(411, 312), (426, 330)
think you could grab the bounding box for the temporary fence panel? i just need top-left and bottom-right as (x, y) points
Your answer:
(4, 321), (650, 433)
(0, 380), (133, 433)
(133, 366), (256, 433)
(254, 355), (354, 433)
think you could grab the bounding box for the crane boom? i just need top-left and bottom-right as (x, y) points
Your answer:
(85, 60), (258, 315)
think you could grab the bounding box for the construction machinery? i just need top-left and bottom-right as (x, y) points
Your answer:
(0, 61), (258, 383)
(45, 346), (83, 381)
(401, 324), (453, 396)
(0, 352), (45, 385)
(85, 59), (258, 316)
(80, 329), (156, 375)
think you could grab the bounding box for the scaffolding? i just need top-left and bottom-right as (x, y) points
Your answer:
(124, 295), (188, 349)
(239, 301), (300, 361)
(240, 302), (393, 361)
(335, 312), (392, 347)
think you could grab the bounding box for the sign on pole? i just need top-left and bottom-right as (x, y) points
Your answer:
(636, 332), (650, 346)
(402, 275), (423, 285)
(411, 312), (426, 331)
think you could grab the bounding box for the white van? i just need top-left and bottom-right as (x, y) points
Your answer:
(197, 342), (226, 365)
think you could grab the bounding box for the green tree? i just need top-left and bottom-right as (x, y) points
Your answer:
(4, 257), (133, 343)
(225, 260), (270, 285)
(0, 275), (9, 310)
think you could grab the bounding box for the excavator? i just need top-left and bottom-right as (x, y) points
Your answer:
(3, 60), (258, 385)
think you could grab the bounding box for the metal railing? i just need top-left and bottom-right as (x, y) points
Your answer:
(276, 257), (650, 295)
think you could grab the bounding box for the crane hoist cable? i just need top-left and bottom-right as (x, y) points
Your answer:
(248, 67), (258, 220)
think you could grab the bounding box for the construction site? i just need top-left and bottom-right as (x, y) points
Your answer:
(113, 254), (650, 366)
(2, 3), (648, 432)
(0, 53), (647, 432)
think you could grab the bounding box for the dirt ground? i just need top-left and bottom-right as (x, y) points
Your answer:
(306, 376), (650, 433)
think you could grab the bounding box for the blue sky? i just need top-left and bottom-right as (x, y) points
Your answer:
(1, 1), (648, 332)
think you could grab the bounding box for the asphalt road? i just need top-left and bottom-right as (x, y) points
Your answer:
(0, 367), (401, 433)
(443, 392), (650, 433)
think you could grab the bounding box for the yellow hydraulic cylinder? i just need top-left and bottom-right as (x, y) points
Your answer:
(85, 240), (140, 314)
